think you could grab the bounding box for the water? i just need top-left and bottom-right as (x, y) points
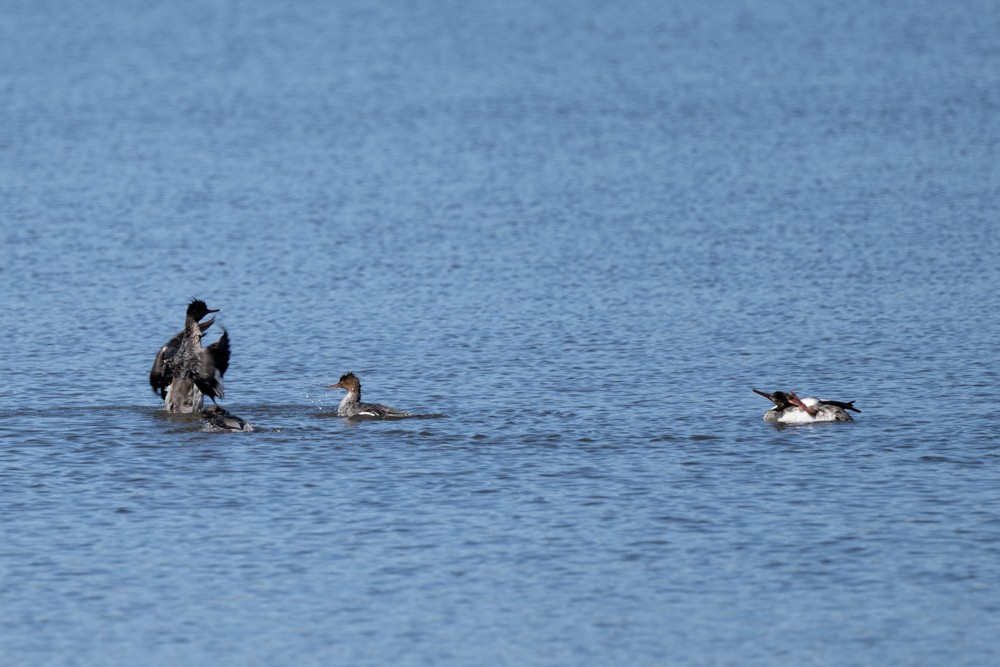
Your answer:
(2, 0), (999, 664)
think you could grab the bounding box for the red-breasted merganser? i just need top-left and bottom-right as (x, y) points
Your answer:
(149, 299), (230, 413)
(752, 388), (860, 423)
(201, 405), (254, 432)
(326, 372), (412, 418)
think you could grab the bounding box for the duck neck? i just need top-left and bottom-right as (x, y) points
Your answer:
(184, 315), (204, 345)
(339, 387), (360, 412)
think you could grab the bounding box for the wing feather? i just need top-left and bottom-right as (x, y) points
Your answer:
(195, 329), (230, 401)
(149, 318), (216, 398)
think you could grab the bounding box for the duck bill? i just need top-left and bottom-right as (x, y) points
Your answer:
(752, 388), (774, 401)
(327, 382), (344, 389)
(207, 308), (220, 313)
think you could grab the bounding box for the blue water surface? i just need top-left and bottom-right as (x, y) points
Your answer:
(1, 1), (999, 665)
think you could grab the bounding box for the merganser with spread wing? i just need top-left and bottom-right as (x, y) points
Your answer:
(150, 299), (230, 413)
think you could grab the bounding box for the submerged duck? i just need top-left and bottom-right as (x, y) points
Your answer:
(326, 372), (411, 418)
(201, 405), (254, 432)
(149, 299), (230, 413)
(752, 388), (860, 423)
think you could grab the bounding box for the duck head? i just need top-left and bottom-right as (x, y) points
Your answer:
(187, 299), (220, 322)
(752, 388), (795, 411)
(327, 372), (361, 392)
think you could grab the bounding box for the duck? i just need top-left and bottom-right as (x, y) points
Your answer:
(752, 388), (860, 423)
(149, 299), (230, 413)
(201, 405), (254, 432)
(326, 372), (411, 418)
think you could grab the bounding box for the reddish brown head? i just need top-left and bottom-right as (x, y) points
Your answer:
(327, 372), (361, 392)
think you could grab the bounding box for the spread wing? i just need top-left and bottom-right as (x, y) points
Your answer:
(149, 332), (183, 398)
(195, 328), (230, 401)
(207, 327), (229, 377)
(149, 318), (216, 399)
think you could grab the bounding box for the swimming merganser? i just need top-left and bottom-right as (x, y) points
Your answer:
(149, 299), (230, 413)
(326, 372), (411, 418)
(202, 405), (254, 432)
(752, 388), (859, 423)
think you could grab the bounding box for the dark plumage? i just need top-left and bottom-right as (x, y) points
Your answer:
(150, 299), (230, 413)
(149, 316), (216, 400)
(201, 405), (254, 432)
